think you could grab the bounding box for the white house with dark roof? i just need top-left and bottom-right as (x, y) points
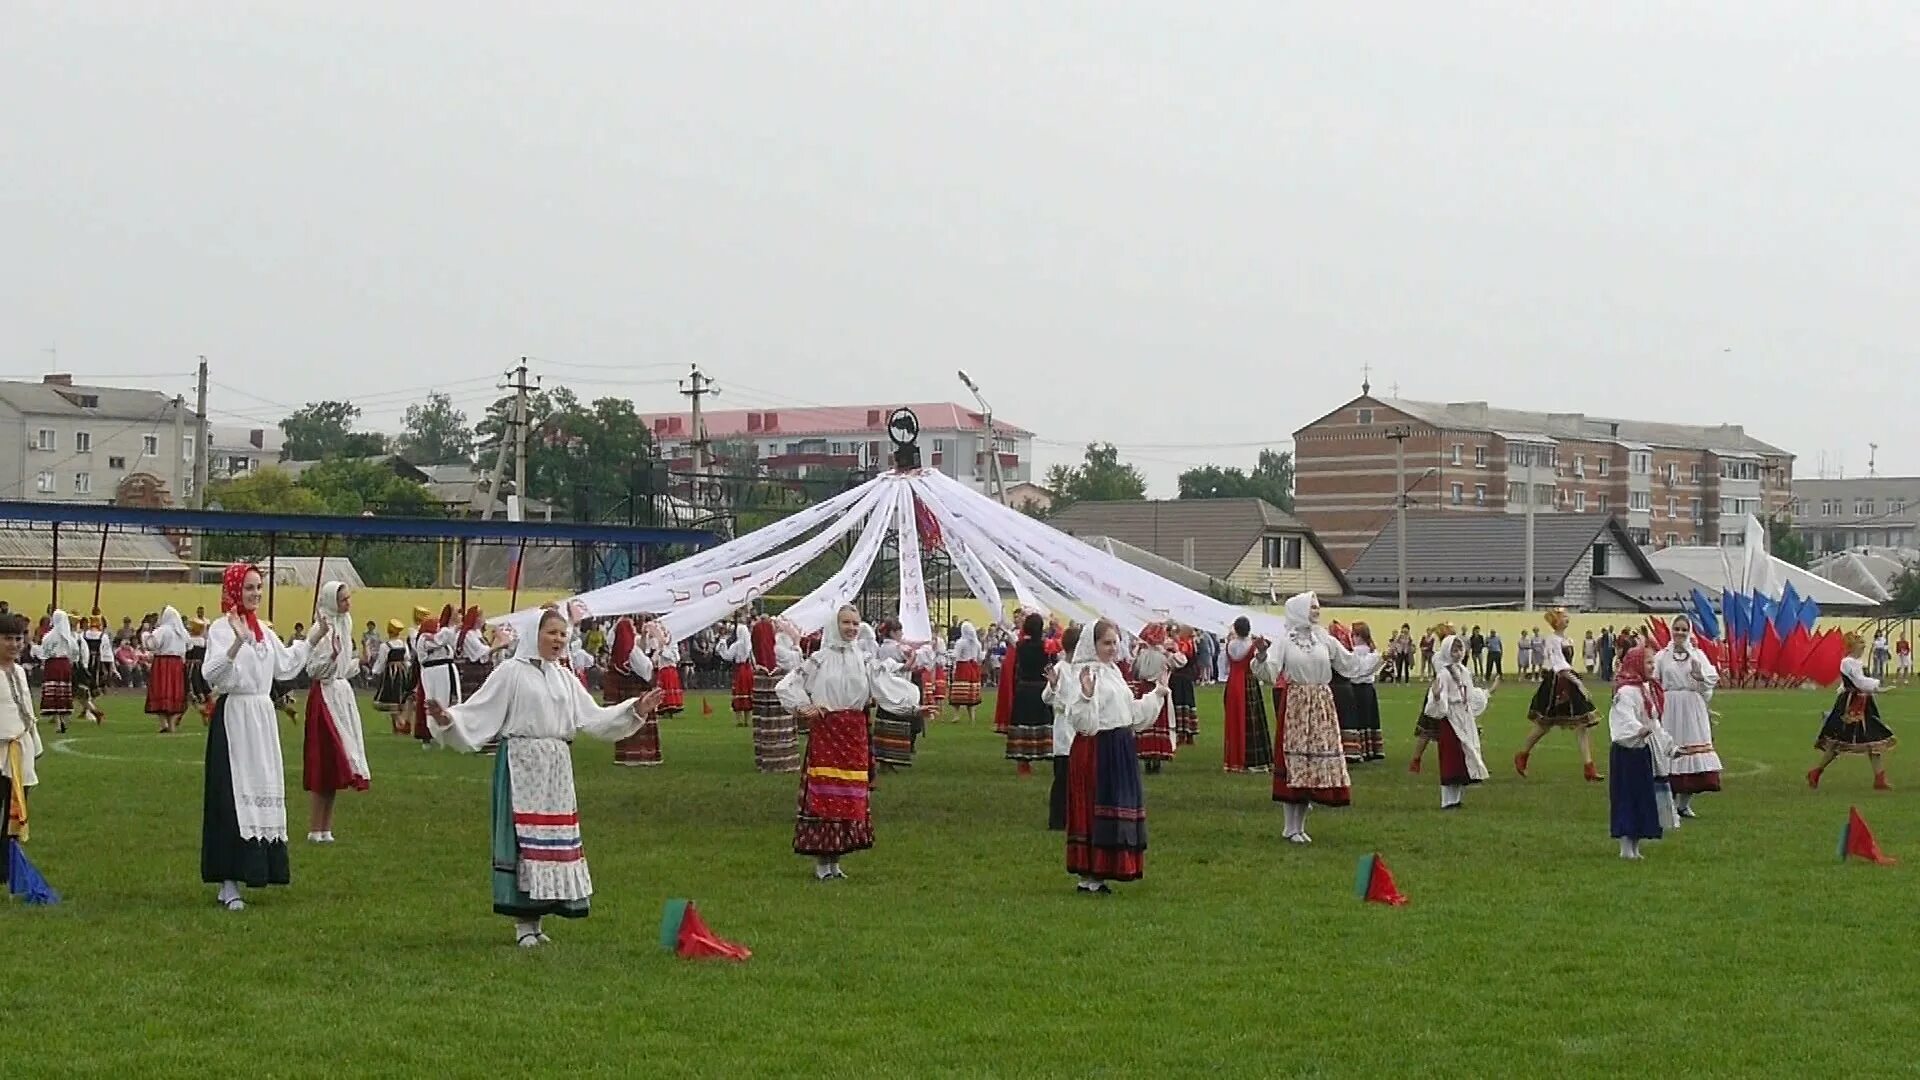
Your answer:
(0, 374), (196, 505)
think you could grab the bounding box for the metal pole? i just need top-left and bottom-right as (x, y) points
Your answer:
(194, 357), (209, 508)
(92, 525), (110, 615)
(1524, 449), (1537, 612)
(51, 521), (59, 609)
(267, 532), (277, 622)
(458, 537), (469, 611)
(1386, 425), (1410, 610)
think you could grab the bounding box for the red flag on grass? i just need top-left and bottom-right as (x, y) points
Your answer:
(661, 899), (752, 960)
(1354, 853), (1408, 906)
(1840, 807), (1897, 866)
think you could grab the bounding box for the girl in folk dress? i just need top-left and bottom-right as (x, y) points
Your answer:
(1809, 633), (1898, 791)
(36, 610), (82, 734)
(1221, 617), (1275, 774)
(1407, 622), (1456, 773)
(777, 604), (885, 881)
(414, 615), (462, 748)
(428, 610), (663, 947)
(993, 613), (1025, 736)
(1426, 635), (1493, 809)
(722, 622), (755, 726)
(605, 620), (650, 766)
(1044, 625), (1083, 831)
(144, 607), (190, 733)
(949, 621), (984, 721)
(1061, 619), (1169, 893)
(1129, 623), (1180, 774)
(614, 620), (667, 767)
(201, 564), (312, 911)
(373, 619), (416, 731)
(1346, 622), (1385, 762)
(1, 614), (46, 871)
(1005, 612), (1056, 776)
(870, 653), (925, 771)
(1169, 625), (1200, 746)
(651, 626), (685, 718)
(1656, 615), (1721, 818)
(302, 582), (371, 843)
(1608, 647), (1667, 860)
(185, 617), (211, 709)
(1254, 592), (1384, 845)
(1328, 623), (1362, 765)
(1515, 608), (1603, 783)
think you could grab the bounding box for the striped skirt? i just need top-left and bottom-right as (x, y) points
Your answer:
(752, 672), (800, 773)
(1065, 730), (1146, 882)
(794, 709), (874, 858)
(730, 664), (754, 715)
(39, 657), (73, 716)
(1171, 675), (1198, 744)
(1132, 679), (1176, 761)
(872, 708), (918, 768)
(950, 660), (983, 706)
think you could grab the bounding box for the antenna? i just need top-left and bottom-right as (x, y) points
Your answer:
(1869, 442), (1879, 478)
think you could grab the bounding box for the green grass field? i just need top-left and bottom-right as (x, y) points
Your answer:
(10, 680), (1918, 1078)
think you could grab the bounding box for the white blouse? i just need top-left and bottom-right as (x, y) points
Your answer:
(1608, 684), (1656, 745)
(1042, 671), (1075, 755)
(458, 629), (492, 663)
(1253, 628), (1377, 688)
(36, 631), (78, 662)
(776, 643), (880, 714)
(623, 648), (655, 682)
(1840, 656), (1881, 693)
(871, 660), (922, 714)
(1350, 643), (1379, 685)
(0, 664), (42, 786)
(144, 625), (189, 658)
(1132, 645), (1169, 681)
(953, 636), (982, 663)
(203, 619), (311, 696)
(1541, 634), (1573, 674)
(1062, 662), (1167, 736)
(431, 656), (644, 751)
(306, 627), (360, 683)
(1654, 648), (1718, 698)
(1226, 636), (1255, 663)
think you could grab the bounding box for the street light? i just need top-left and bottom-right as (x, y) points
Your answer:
(957, 369), (1008, 505)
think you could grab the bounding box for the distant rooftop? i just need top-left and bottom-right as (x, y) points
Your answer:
(640, 402), (1033, 441)
(1361, 397), (1788, 456)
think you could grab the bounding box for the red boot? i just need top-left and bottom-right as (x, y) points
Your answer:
(1806, 768), (1822, 790)
(1017, 761), (1033, 777)
(1513, 752), (1530, 778)
(1584, 761), (1603, 783)
(1408, 757), (1423, 774)
(1875, 771), (1892, 791)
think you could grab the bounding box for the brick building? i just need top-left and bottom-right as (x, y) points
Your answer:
(1292, 390), (1793, 569)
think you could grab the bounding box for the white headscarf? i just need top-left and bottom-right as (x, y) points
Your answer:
(960, 622), (978, 647)
(856, 622), (878, 659)
(314, 582), (353, 645)
(48, 609), (79, 654)
(1282, 592), (1319, 645)
(158, 605), (186, 637)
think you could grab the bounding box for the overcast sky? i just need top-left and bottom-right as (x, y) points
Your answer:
(5, 2), (1917, 493)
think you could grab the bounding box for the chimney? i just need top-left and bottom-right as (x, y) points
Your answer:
(764, 411), (779, 431)
(43, 373), (72, 387)
(747, 413), (763, 432)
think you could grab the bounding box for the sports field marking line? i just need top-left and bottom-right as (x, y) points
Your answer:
(51, 737), (489, 783)
(1720, 758), (1772, 779)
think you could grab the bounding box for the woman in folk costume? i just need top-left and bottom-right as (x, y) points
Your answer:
(36, 610), (83, 734)
(949, 621), (984, 721)
(750, 617), (801, 773)
(611, 619), (664, 768)
(81, 611), (111, 694)
(1254, 592), (1383, 844)
(1608, 646), (1668, 859)
(1425, 635), (1493, 809)
(1168, 624), (1200, 746)
(650, 623), (685, 718)
(1327, 622), (1362, 765)
(413, 613), (461, 749)
(185, 616), (211, 708)
(1515, 608), (1602, 783)
(302, 582), (371, 843)
(427, 609), (664, 947)
(143, 606), (191, 734)
(201, 563), (313, 910)
(1043, 625), (1084, 830)
(1656, 615), (1721, 816)
(1061, 619), (1169, 893)
(373, 618), (416, 732)
(907, 639), (940, 745)
(722, 621), (755, 726)
(992, 612), (1025, 735)
(869, 650), (925, 771)
(2, 613), (46, 869)
(1406, 622), (1455, 774)
(1809, 632), (1897, 790)
(777, 604), (885, 881)
(1221, 616), (1275, 774)
(1129, 623), (1179, 774)
(1346, 622), (1385, 762)
(1005, 611), (1056, 776)
(454, 606), (492, 702)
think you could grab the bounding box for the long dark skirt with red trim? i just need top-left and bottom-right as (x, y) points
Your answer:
(1065, 730), (1147, 882)
(40, 656), (73, 717)
(1527, 670), (1597, 729)
(655, 664), (685, 715)
(1435, 718), (1481, 790)
(1273, 682), (1353, 807)
(146, 655), (187, 715)
(612, 673), (660, 766)
(1816, 683), (1896, 754)
(794, 709), (874, 858)
(303, 686), (370, 793)
(1340, 679), (1385, 761)
(1005, 679), (1054, 762)
(1170, 674), (1198, 744)
(186, 645), (210, 701)
(1132, 679), (1176, 761)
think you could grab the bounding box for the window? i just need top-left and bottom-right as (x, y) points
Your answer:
(34, 429), (54, 452)
(108, 456), (126, 470)
(1665, 532), (1679, 547)
(228, 455), (252, 475)
(1821, 500), (1835, 517)
(932, 439), (950, 455)
(1630, 451), (1651, 475)
(1356, 408), (1374, 426)
(1630, 492), (1651, 511)
(1450, 482), (1463, 506)
(1893, 499), (1908, 517)
(1450, 444), (1462, 466)
(1719, 459), (1761, 481)
(1534, 484), (1554, 507)
(76, 393), (99, 409)
(1691, 464), (1703, 483)
(183, 435), (196, 462)
(1573, 491), (1587, 512)
(1664, 463), (1677, 484)
(1474, 446), (1486, 467)
(1628, 527), (1652, 545)
(74, 431), (92, 453)
(1592, 543), (1611, 575)
(1667, 496), (1678, 519)
(1598, 494), (1610, 513)
(1863, 500), (1876, 516)
(73, 472), (90, 495)
(34, 471), (54, 494)
(142, 434), (158, 456)
(1506, 482), (1523, 505)
(1690, 497), (1703, 523)
(1573, 455), (1586, 478)
(1597, 458), (1609, 477)
(1262, 536), (1303, 570)
(1474, 484), (1486, 506)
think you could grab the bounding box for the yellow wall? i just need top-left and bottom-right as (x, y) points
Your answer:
(1225, 538), (1343, 598)
(1294, 605), (1876, 644)
(8, 582), (570, 635)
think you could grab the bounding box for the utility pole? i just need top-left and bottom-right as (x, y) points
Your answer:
(194, 357), (209, 509)
(477, 359), (535, 521)
(514, 361), (533, 523)
(1386, 425), (1411, 609)
(1523, 446), (1538, 613)
(680, 364), (718, 516)
(957, 370), (1008, 505)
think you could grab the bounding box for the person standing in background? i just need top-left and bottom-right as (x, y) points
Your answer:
(1484, 629), (1504, 681)
(1468, 626), (1486, 679)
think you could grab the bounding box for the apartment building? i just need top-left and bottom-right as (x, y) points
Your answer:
(0, 374), (196, 505)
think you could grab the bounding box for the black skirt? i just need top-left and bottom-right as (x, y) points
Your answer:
(200, 697), (291, 888)
(1527, 670), (1597, 728)
(1817, 683), (1897, 754)
(1609, 743), (1663, 841)
(1049, 754), (1069, 831)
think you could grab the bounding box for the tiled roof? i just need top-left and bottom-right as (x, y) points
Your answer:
(639, 402), (1032, 440)
(1045, 498), (1343, 588)
(1346, 512), (1657, 597)
(1375, 398), (1788, 456)
(0, 379), (187, 424)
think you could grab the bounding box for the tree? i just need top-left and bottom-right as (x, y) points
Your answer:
(395, 392), (475, 466)
(1044, 443), (1148, 513)
(1177, 449), (1294, 510)
(279, 401), (388, 461)
(1767, 517), (1810, 570)
(475, 388), (658, 521)
(1892, 562), (1920, 613)
(201, 467), (330, 565)
(295, 459), (441, 587)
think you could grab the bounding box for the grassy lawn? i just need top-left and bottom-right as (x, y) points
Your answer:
(9, 680), (1917, 1077)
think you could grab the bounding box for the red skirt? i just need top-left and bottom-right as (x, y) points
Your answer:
(793, 709), (874, 858)
(951, 659), (982, 706)
(1132, 680), (1176, 761)
(145, 655), (187, 715)
(40, 657), (73, 715)
(730, 664), (754, 714)
(303, 687), (370, 793)
(656, 664), (685, 714)
(1435, 719), (1481, 788)
(614, 718), (662, 766)
(992, 652), (1016, 733)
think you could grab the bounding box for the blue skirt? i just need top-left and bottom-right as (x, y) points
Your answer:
(1609, 743), (1664, 841)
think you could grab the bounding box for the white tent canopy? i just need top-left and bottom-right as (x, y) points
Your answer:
(495, 469), (1293, 645)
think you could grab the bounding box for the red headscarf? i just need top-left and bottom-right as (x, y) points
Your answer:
(611, 617), (638, 671)
(220, 562), (264, 642)
(1328, 621), (1355, 650)
(462, 606), (482, 632)
(1140, 623), (1168, 648)
(439, 604), (456, 630)
(1616, 645), (1661, 717)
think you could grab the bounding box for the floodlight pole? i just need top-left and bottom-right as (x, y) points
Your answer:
(1386, 425), (1411, 609)
(958, 370), (1008, 505)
